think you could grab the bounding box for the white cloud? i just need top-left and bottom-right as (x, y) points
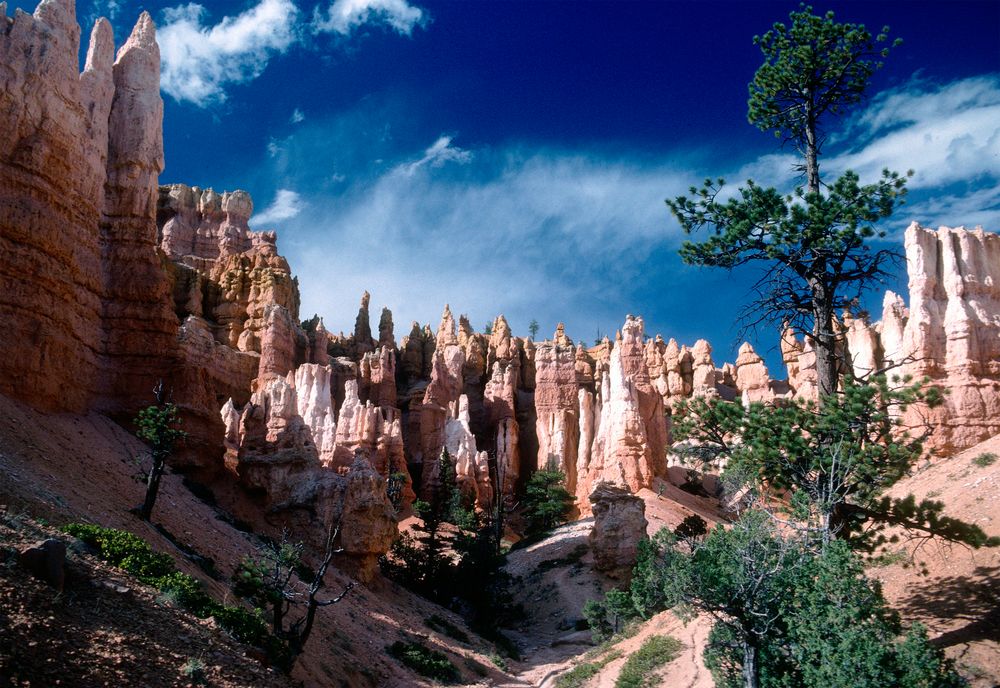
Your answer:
(253, 189), (305, 225)
(725, 75), (1000, 203)
(313, 0), (426, 35)
(903, 186), (1000, 234)
(829, 76), (1000, 189)
(261, 74), (1000, 346)
(400, 135), (473, 175)
(290, 108), (305, 124)
(158, 0), (300, 106)
(276, 140), (691, 337)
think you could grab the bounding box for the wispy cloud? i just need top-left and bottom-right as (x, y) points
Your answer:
(259, 74), (1000, 346)
(290, 108), (306, 124)
(734, 75), (1000, 192)
(158, 0), (300, 106)
(313, 0), (426, 35)
(253, 189), (305, 225)
(831, 75), (1000, 190)
(400, 135), (472, 175)
(158, 0), (427, 106)
(100, 0), (121, 20)
(273, 136), (691, 336)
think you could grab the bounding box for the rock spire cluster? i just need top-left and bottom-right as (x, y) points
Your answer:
(2, 0), (998, 575)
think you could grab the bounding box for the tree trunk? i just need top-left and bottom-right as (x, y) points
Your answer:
(273, 601), (284, 636)
(139, 455), (164, 521)
(742, 639), (760, 688)
(820, 508), (833, 548)
(300, 599), (319, 651)
(812, 284), (838, 400)
(804, 99), (820, 194)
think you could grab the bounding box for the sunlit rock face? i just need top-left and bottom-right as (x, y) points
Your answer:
(577, 316), (667, 510)
(534, 342), (581, 489)
(5, 4), (998, 563)
(0, 4), (174, 414)
(878, 224), (1000, 453)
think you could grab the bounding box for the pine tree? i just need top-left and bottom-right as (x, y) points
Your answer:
(667, 5), (908, 399)
(672, 376), (995, 551)
(520, 467), (574, 539)
(623, 514), (964, 688)
(133, 381), (186, 521)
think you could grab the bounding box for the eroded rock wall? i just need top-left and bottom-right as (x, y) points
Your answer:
(0, 2), (175, 414)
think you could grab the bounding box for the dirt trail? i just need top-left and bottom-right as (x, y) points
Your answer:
(504, 484), (725, 688)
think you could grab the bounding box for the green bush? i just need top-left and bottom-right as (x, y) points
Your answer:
(556, 650), (622, 688)
(64, 524), (218, 623)
(973, 452), (997, 468)
(388, 640), (460, 683)
(583, 589), (639, 643)
(213, 605), (269, 647)
(489, 652), (509, 672)
(62, 523), (298, 664)
(62, 523), (174, 583)
(557, 661), (602, 688)
(615, 635), (683, 688)
(521, 468), (575, 539)
(156, 572), (216, 618)
(179, 657), (206, 685)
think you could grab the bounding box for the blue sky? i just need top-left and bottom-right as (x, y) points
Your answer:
(15, 0), (1000, 372)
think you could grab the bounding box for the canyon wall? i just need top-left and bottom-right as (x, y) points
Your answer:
(0, 0), (175, 414)
(0, 1), (398, 577)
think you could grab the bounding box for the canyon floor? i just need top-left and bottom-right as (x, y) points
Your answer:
(0, 391), (997, 687)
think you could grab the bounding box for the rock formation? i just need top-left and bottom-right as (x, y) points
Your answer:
(865, 224), (1000, 453)
(588, 483), (648, 580)
(578, 316), (668, 507)
(0, 2), (175, 414)
(534, 342), (580, 487)
(336, 455), (400, 582)
(157, 182), (311, 464)
(5, 3), (1000, 596)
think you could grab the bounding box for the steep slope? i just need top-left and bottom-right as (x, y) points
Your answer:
(876, 436), (1000, 688)
(0, 391), (522, 687)
(0, 513), (290, 688)
(521, 458), (1000, 688)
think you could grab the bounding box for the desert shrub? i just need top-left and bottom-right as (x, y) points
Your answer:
(615, 635), (683, 688)
(60, 523), (318, 666)
(62, 523), (174, 583)
(425, 614), (470, 643)
(387, 471), (409, 510)
(583, 589), (639, 642)
(387, 640), (460, 682)
(557, 661), (602, 688)
(972, 452), (997, 468)
(489, 652), (509, 672)
(157, 572), (215, 617)
(213, 605), (270, 646)
(556, 650), (622, 688)
(180, 657), (206, 685)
